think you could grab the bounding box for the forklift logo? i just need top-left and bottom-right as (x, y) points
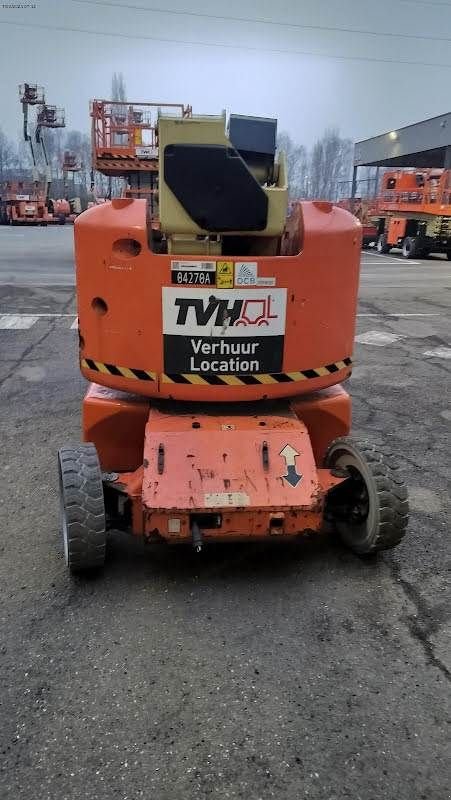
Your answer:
(235, 296), (278, 326)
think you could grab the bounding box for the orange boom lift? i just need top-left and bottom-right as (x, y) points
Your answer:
(58, 101), (409, 572)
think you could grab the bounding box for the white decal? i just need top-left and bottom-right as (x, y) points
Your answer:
(256, 276), (276, 287)
(234, 261), (276, 287)
(204, 492), (250, 507)
(171, 261), (216, 286)
(162, 288), (286, 338)
(135, 145), (156, 159)
(235, 262), (257, 285)
(171, 260), (216, 272)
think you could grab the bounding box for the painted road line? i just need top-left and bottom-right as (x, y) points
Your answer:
(357, 313), (440, 317)
(355, 331), (404, 346)
(362, 253), (421, 264)
(0, 312), (75, 317)
(361, 268), (446, 273)
(360, 282), (451, 287)
(423, 347), (451, 359)
(0, 312), (78, 329)
(362, 260), (422, 266)
(0, 314), (39, 330)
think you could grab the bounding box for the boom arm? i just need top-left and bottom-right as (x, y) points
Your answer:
(35, 125), (52, 202)
(22, 102), (38, 180)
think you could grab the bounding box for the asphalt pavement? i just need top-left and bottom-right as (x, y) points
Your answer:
(0, 226), (449, 800)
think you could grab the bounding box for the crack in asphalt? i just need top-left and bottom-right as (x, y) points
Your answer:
(0, 291), (76, 392)
(389, 560), (451, 681)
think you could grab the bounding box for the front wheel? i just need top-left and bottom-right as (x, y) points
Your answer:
(325, 438), (409, 555)
(58, 443), (106, 573)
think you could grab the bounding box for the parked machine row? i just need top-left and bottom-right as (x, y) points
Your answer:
(0, 83), (82, 226)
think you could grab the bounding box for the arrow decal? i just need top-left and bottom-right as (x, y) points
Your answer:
(279, 444), (302, 488)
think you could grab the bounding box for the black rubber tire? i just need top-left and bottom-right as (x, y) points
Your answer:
(446, 252), (451, 261)
(376, 234), (390, 254)
(325, 438), (409, 555)
(58, 443), (106, 573)
(402, 237), (419, 259)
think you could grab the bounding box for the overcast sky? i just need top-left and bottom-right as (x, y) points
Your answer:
(0, 0), (450, 147)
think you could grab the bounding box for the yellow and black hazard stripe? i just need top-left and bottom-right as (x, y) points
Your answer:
(82, 357), (351, 385)
(162, 358), (352, 385)
(81, 358), (156, 381)
(97, 152), (133, 160)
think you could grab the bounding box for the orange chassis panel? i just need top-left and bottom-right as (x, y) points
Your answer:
(84, 383), (350, 543)
(75, 199), (360, 402)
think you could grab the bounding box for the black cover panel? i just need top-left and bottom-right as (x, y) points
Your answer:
(228, 114), (277, 157)
(164, 144), (268, 232)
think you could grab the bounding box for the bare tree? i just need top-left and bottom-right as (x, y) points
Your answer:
(0, 128), (17, 182)
(111, 72), (127, 102)
(43, 128), (65, 179)
(110, 72), (127, 196)
(309, 128), (353, 200)
(277, 132), (309, 199)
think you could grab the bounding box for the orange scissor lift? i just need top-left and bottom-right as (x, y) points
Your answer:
(58, 101), (409, 573)
(374, 169), (451, 258)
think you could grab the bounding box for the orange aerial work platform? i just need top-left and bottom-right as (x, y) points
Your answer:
(57, 104), (408, 574)
(373, 169), (451, 258)
(91, 100), (192, 175)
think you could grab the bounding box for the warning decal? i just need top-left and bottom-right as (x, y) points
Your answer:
(162, 287), (287, 376)
(216, 261), (234, 288)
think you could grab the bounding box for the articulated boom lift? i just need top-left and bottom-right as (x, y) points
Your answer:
(58, 102), (409, 573)
(0, 84), (49, 225)
(59, 151), (82, 222)
(14, 83), (65, 224)
(35, 101), (65, 208)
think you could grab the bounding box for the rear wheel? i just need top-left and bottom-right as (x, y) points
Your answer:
(325, 438), (409, 555)
(58, 443), (106, 573)
(402, 237), (419, 259)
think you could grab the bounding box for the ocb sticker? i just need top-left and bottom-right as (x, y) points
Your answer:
(216, 261), (234, 288)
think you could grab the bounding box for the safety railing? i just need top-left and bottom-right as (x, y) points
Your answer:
(91, 100), (192, 157)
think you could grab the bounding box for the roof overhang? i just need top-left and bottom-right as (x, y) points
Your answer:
(354, 113), (451, 168)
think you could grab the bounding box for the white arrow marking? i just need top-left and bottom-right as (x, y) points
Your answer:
(279, 444), (300, 465)
(279, 444), (302, 487)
